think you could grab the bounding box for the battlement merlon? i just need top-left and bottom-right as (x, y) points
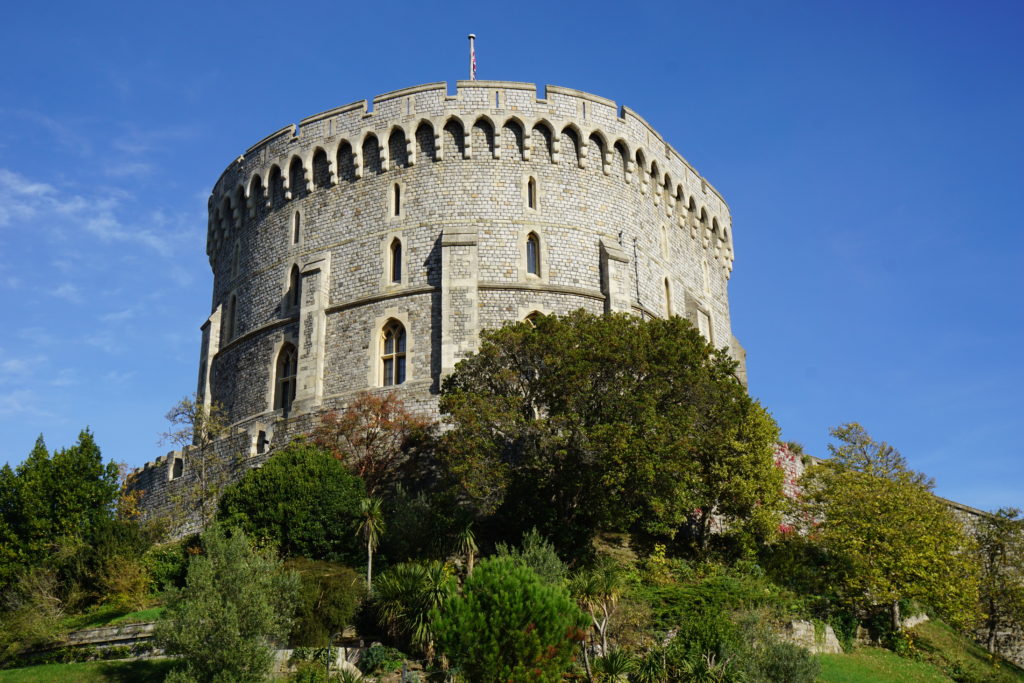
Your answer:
(208, 80), (730, 216)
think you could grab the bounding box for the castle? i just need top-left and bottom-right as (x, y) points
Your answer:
(131, 80), (744, 524)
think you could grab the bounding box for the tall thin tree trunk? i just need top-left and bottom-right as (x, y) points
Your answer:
(987, 599), (997, 653)
(366, 537), (373, 592)
(891, 600), (901, 633)
(467, 550), (475, 576)
(581, 638), (593, 682)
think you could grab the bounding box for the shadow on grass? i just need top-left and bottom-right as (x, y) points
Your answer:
(95, 659), (176, 682)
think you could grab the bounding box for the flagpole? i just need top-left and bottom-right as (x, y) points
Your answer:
(468, 34), (476, 81)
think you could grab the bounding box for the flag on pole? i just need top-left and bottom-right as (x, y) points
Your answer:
(468, 34), (477, 81)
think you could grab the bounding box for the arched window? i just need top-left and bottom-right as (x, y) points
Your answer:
(389, 238), (402, 283)
(381, 320), (407, 386)
(292, 211), (301, 244)
(527, 177), (537, 209)
(525, 311), (543, 327)
(526, 232), (540, 276)
(231, 241), (240, 278)
(224, 294), (237, 341)
(274, 343), (298, 416)
(392, 184), (401, 217)
(288, 265), (301, 310)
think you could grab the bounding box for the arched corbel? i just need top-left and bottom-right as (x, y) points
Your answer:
(406, 134), (416, 166)
(551, 128), (561, 164)
(523, 126), (532, 162)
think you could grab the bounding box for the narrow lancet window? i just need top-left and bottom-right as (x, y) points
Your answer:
(526, 232), (540, 276)
(527, 177), (537, 209)
(292, 211), (301, 244)
(289, 265), (301, 310)
(390, 238), (402, 283)
(393, 184), (401, 217)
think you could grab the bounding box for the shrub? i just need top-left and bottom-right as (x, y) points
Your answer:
(358, 645), (404, 675)
(155, 525), (299, 682)
(494, 527), (568, 586)
(288, 559), (365, 646)
(432, 556), (587, 682)
(372, 561), (455, 657)
(749, 639), (820, 683)
(218, 441), (365, 563)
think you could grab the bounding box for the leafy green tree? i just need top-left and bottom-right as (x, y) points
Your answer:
(974, 508), (1024, 653)
(156, 525), (299, 682)
(0, 431), (122, 596)
(218, 441), (365, 563)
(357, 496), (385, 591)
(432, 556), (587, 682)
(800, 423), (980, 631)
(439, 311), (783, 556)
(373, 561), (456, 660)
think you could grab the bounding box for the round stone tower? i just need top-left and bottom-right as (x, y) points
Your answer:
(199, 80), (740, 447)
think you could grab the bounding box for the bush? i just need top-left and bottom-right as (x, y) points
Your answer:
(432, 556), (587, 682)
(750, 639), (820, 683)
(288, 559), (365, 646)
(358, 645), (404, 675)
(218, 441), (365, 563)
(155, 525), (299, 682)
(494, 528), (568, 586)
(142, 538), (195, 593)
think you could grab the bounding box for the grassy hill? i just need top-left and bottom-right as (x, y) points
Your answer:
(819, 619), (1024, 683)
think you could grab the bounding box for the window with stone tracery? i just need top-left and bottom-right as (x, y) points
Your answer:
(381, 320), (406, 386)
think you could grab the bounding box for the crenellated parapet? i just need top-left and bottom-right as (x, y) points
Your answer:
(205, 81), (734, 276)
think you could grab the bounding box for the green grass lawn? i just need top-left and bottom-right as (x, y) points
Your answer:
(0, 659), (174, 682)
(819, 618), (1024, 683)
(819, 647), (952, 682)
(911, 619), (1024, 682)
(61, 606), (164, 631)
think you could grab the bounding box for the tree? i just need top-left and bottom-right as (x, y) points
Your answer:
(155, 525), (299, 682)
(0, 432), (121, 594)
(358, 496), (385, 592)
(286, 558), (365, 647)
(312, 391), (434, 495)
(439, 311), (783, 556)
(800, 423), (980, 631)
(571, 560), (624, 661)
(974, 508), (1024, 653)
(432, 556), (587, 682)
(218, 441), (365, 564)
(373, 561), (456, 660)
(161, 395), (233, 528)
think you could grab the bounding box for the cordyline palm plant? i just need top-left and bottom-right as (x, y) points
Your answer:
(454, 521), (478, 576)
(373, 561), (456, 662)
(571, 560), (625, 682)
(357, 497), (385, 592)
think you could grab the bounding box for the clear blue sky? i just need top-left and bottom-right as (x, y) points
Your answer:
(1, 1), (1021, 511)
